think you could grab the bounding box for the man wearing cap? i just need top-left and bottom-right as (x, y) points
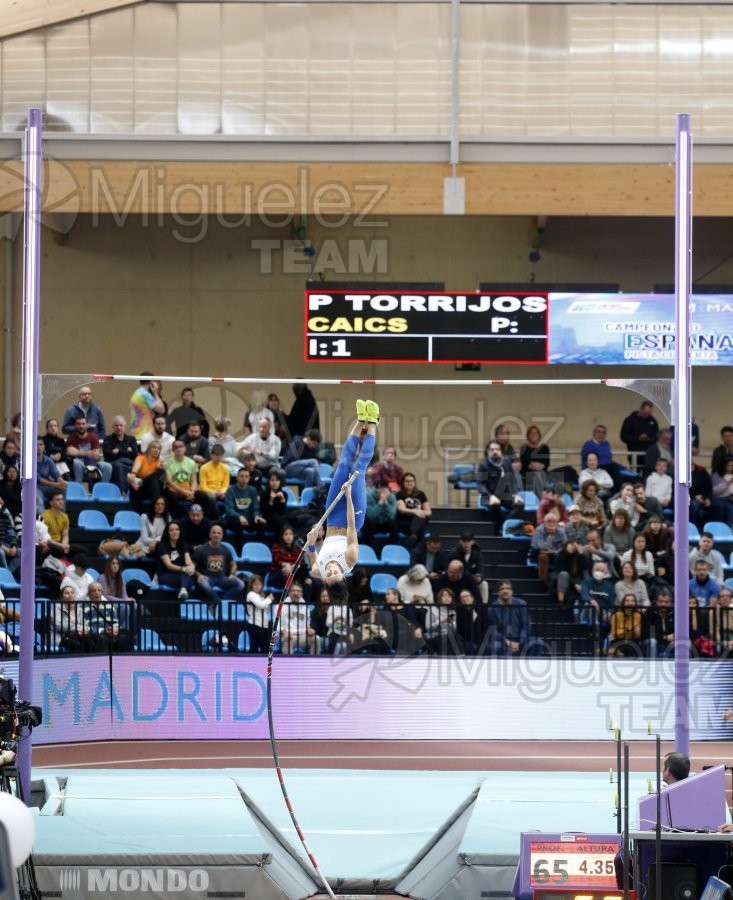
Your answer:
(564, 505), (590, 546)
(410, 534), (450, 581)
(177, 504), (214, 551)
(451, 532), (488, 603)
(196, 444), (231, 519)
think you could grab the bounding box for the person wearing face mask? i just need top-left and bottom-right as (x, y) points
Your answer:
(575, 561), (615, 643)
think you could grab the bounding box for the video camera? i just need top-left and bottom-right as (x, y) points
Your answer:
(0, 677), (42, 744)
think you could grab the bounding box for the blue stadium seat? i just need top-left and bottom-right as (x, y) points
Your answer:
(370, 572), (397, 597)
(77, 509), (113, 531)
(180, 601), (216, 621)
(121, 568), (152, 586)
(137, 628), (177, 652)
(239, 542), (272, 566)
(283, 486), (303, 508)
(237, 629), (251, 653)
(91, 482), (127, 504)
(113, 510), (142, 532)
(65, 481), (88, 501)
(502, 518), (531, 540)
(380, 544), (410, 567)
(0, 570), (19, 588)
(318, 463), (334, 483)
(688, 523), (701, 543)
(704, 521), (732, 540)
(518, 491), (540, 512)
(357, 544), (379, 567)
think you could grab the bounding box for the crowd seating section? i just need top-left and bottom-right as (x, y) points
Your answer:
(6, 472), (727, 659)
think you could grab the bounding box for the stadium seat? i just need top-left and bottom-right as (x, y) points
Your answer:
(370, 572), (397, 597)
(180, 601), (216, 621)
(300, 487), (316, 507)
(239, 542), (272, 566)
(283, 486), (303, 508)
(201, 629), (231, 652)
(449, 464), (477, 508)
(318, 462), (334, 483)
(502, 518), (531, 539)
(113, 510), (142, 532)
(0, 570), (19, 588)
(91, 482), (126, 503)
(121, 568), (152, 586)
(237, 629), (251, 653)
(65, 481), (88, 501)
(704, 521), (733, 540)
(137, 628), (177, 652)
(688, 523), (701, 542)
(77, 509), (113, 531)
(518, 491), (540, 512)
(380, 544), (410, 567)
(357, 544), (379, 567)
(221, 600), (248, 623)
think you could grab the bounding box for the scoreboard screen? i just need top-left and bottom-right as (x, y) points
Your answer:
(304, 290), (549, 364)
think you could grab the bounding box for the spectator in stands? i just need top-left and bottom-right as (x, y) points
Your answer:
(62, 385), (106, 439)
(240, 417), (281, 477)
(0, 497), (19, 576)
(519, 424), (551, 495)
(129, 374), (166, 441)
(281, 429), (322, 488)
(554, 537), (589, 605)
(655, 538), (675, 586)
(714, 587), (733, 655)
(493, 422), (520, 468)
(0, 439), (18, 481)
(397, 563), (434, 606)
(578, 452), (614, 500)
(487, 580), (538, 657)
(178, 504), (213, 551)
(576, 480), (607, 530)
(66, 415), (113, 485)
(280, 581), (316, 654)
(4, 412), (20, 452)
(689, 531), (725, 583)
(580, 424), (624, 489)
(620, 533), (655, 582)
(584, 529), (619, 576)
(712, 465), (733, 532)
(245, 573), (273, 654)
(208, 416), (238, 459)
(267, 393), (289, 445)
(450, 532), (488, 603)
(137, 495), (169, 558)
(609, 593), (643, 656)
(690, 460), (726, 529)
(564, 505), (589, 546)
(363, 480), (398, 542)
(240, 452), (263, 492)
(196, 444), (230, 519)
(244, 389), (274, 436)
(141, 414), (175, 461)
(689, 594), (713, 653)
(61, 553), (94, 602)
(348, 566), (373, 609)
(43, 418), (69, 479)
(52, 583), (88, 652)
(82, 581), (132, 652)
(369, 446), (404, 492)
(620, 400), (659, 469)
(412, 533), (450, 583)
(643, 516), (671, 570)
(168, 387), (209, 439)
(423, 588), (462, 655)
(42, 490), (71, 557)
(455, 587), (489, 655)
(641, 589), (675, 657)
(632, 482), (664, 530)
(477, 440), (525, 532)
(646, 457), (673, 508)
(99, 556), (133, 631)
(395, 472), (432, 548)
(324, 593), (352, 655)
(183, 421), (210, 467)
(433, 558), (481, 604)
(36, 438), (66, 515)
(380, 587), (424, 655)
(711, 426), (733, 477)
(688, 559), (720, 608)
(259, 468), (288, 535)
(537, 483), (569, 525)
(103, 415), (139, 494)
(128, 440), (165, 512)
(193, 523), (245, 613)
(530, 513), (566, 587)
(603, 508), (635, 557)
(614, 560), (650, 607)
(609, 483), (642, 529)
(576, 561), (615, 631)
(287, 383), (320, 442)
(155, 520), (195, 598)
(644, 427), (673, 478)
(269, 525), (308, 592)
(163, 439), (198, 515)
(224, 467), (265, 549)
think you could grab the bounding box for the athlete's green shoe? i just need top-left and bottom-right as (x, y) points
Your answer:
(365, 400), (380, 424)
(356, 399), (368, 422)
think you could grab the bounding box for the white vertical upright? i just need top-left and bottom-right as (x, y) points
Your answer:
(18, 108), (43, 799)
(673, 113), (692, 757)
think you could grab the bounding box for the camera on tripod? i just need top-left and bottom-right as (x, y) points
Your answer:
(0, 677), (42, 745)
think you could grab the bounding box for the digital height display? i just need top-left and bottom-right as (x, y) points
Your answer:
(304, 290), (549, 363)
